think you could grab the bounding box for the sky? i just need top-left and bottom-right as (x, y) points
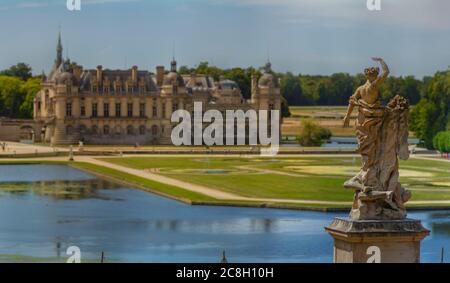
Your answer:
(0, 0), (449, 78)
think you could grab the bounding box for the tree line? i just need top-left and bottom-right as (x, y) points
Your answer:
(409, 70), (450, 149)
(1, 62), (448, 150)
(0, 63), (40, 119)
(179, 62), (424, 107)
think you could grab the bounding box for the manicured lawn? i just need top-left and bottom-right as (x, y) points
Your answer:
(3, 155), (448, 209)
(171, 173), (352, 201)
(99, 156), (450, 203)
(71, 162), (218, 203)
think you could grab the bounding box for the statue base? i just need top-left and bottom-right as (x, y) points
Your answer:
(325, 217), (429, 263)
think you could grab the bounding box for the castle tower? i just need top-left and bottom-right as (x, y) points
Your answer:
(170, 57), (177, 72)
(55, 31), (63, 66)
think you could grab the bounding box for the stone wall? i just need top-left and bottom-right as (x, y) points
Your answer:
(0, 118), (42, 142)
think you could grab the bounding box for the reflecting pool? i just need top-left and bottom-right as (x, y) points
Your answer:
(0, 164), (448, 262)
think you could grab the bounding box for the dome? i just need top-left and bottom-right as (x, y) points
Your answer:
(258, 73), (278, 87)
(163, 71), (185, 86)
(219, 79), (239, 90)
(258, 61), (279, 87)
(56, 72), (77, 85)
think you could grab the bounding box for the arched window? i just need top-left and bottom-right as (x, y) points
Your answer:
(151, 125), (158, 136)
(92, 125), (99, 135)
(127, 125), (134, 135)
(45, 90), (49, 108)
(79, 125), (87, 135)
(139, 125), (146, 135)
(114, 125), (122, 135)
(103, 125), (110, 135)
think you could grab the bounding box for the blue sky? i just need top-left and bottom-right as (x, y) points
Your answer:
(0, 0), (449, 77)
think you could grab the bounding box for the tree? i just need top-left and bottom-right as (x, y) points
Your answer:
(298, 119), (332, 146)
(280, 72), (303, 106)
(0, 63), (32, 81)
(410, 70), (450, 149)
(433, 132), (450, 154)
(178, 65), (193, 75)
(19, 77), (41, 118)
(0, 76), (26, 117)
(328, 73), (355, 105)
(224, 67), (251, 99)
(280, 96), (291, 118)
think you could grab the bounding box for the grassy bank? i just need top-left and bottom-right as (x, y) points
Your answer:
(2, 156), (450, 211)
(99, 156), (450, 205)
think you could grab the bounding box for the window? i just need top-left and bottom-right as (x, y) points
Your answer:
(127, 125), (134, 135)
(115, 103), (121, 117)
(172, 103), (178, 113)
(139, 103), (145, 117)
(152, 106), (157, 117)
(45, 91), (49, 108)
(92, 103), (98, 117)
(115, 125), (122, 135)
(151, 125), (158, 136)
(103, 125), (110, 135)
(80, 105), (86, 117)
(127, 103), (133, 117)
(104, 103), (109, 117)
(66, 103), (72, 117)
(162, 103), (166, 118)
(37, 101), (41, 111)
(139, 125), (146, 135)
(66, 125), (73, 135)
(92, 125), (98, 135)
(79, 125), (87, 135)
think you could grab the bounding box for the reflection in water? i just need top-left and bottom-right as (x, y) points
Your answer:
(0, 164), (449, 263)
(0, 179), (122, 200)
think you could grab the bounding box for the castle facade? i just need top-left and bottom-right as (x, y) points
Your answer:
(33, 34), (281, 145)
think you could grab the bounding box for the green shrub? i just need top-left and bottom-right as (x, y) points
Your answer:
(433, 131), (450, 153)
(298, 120), (332, 146)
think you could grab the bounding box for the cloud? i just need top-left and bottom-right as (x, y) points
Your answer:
(82, 0), (142, 5)
(207, 0), (450, 30)
(0, 0), (142, 10)
(17, 2), (49, 9)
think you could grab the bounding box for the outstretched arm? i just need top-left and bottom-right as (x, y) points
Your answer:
(372, 57), (389, 86)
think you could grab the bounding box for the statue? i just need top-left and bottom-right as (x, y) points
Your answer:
(69, 145), (74, 161)
(343, 58), (411, 220)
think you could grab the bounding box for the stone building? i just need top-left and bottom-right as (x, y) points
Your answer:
(32, 33), (281, 145)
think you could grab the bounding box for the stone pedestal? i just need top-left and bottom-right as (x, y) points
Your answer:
(325, 217), (429, 263)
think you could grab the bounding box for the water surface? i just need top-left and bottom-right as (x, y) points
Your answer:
(0, 164), (448, 262)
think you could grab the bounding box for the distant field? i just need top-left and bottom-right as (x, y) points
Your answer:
(283, 106), (355, 137)
(284, 106), (416, 138)
(289, 106), (350, 119)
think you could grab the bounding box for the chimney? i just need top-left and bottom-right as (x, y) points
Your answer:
(73, 65), (83, 80)
(131, 65), (138, 83)
(252, 74), (259, 90)
(156, 66), (165, 86)
(96, 65), (103, 86)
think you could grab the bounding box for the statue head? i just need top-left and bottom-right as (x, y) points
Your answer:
(364, 67), (380, 82)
